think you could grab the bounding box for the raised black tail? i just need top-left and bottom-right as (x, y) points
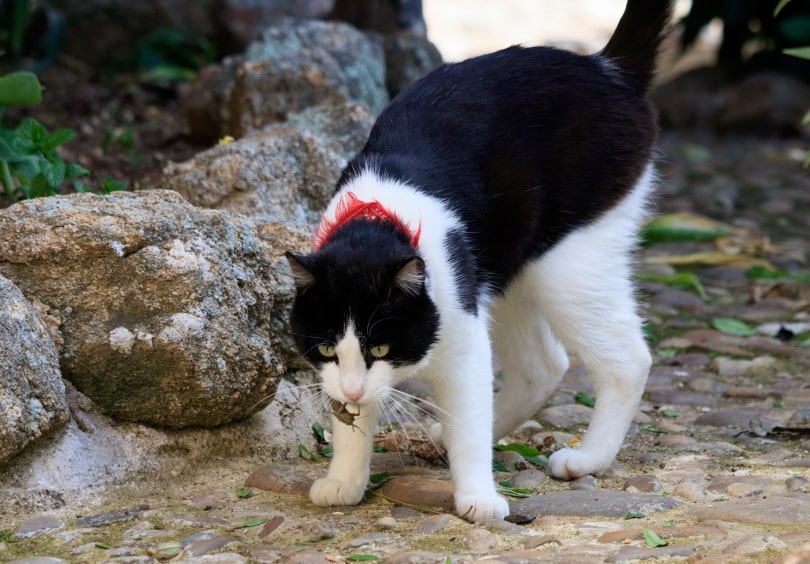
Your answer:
(601, 0), (673, 94)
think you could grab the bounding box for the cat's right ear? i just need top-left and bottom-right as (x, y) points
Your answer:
(393, 257), (426, 297)
(285, 252), (316, 289)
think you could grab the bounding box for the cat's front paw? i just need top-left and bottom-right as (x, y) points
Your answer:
(454, 491), (510, 523)
(310, 477), (366, 507)
(548, 447), (607, 480)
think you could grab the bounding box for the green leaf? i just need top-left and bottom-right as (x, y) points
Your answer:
(94, 542), (111, 549)
(637, 272), (709, 301)
(575, 391), (595, 408)
(494, 443), (543, 458)
(312, 422), (327, 442)
(642, 528), (668, 548)
(661, 409), (680, 418)
(298, 443), (321, 463)
(236, 487), (253, 499)
(711, 318), (757, 337)
(774, 0), (793, 16)
(369, 472), (392, 485)
(0, 72), (42, 107)
(745, 265), (810, 283)
(320, 443), (333, 458)
(234, 517), (268, 529)
(524, 455), (548, 467)
(346, 555), (379, 561)
(39, 155), (65, 188)
(492, 460), (509, 472)
(65, 163), (91, 180)
(496, 485), (533, 498)
(624, 512), (645, 520)
(42, 128), (77, 152)
(783, 46), (810, 59)
(29, 174), (53, 198)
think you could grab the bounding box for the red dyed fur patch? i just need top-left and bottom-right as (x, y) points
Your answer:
(313, 192), (421, 249)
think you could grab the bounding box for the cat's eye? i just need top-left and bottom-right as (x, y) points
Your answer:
(318, 344), (337, 358)
(370, 344), (390, 358)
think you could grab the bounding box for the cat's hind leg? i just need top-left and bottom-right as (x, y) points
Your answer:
(490, 290), (569, 440)
(533, 169), (654, 480)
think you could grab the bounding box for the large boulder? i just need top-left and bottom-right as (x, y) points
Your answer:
(0, 190), (292, 429)
(183, 19), (387, 141)
(0, 275), (68, 466)
(159, 103), (374, 227)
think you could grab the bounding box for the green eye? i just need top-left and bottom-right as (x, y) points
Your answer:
(370, 344), (390, 358)
(318, 344), (336, 358)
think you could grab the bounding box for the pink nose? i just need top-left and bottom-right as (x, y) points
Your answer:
(343, 389), (364, 402)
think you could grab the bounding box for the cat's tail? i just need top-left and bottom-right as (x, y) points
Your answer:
(600, 0), (673, 94)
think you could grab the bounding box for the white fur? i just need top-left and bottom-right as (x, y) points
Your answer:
(310, 165), (654, 520)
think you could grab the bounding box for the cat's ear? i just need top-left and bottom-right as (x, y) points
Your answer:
(285, 252), (316, 289)
(392, 257), (425, 296)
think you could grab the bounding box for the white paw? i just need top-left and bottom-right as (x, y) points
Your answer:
(309, 477), (366, 507)
(428, 422), (444, 447)
(454, 490), (510, 523)
(548, 447), (607, 480)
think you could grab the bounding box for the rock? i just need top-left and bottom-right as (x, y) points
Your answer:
(412, 514), (454, 534)
(614, 545), (696, 562)
(712, 356), (777, 378)
(692, 494), (810, 525)
(159, 103), (373, 227)
(623, 475), (662, 493)
(383, 34), (443, 98)
(0, 191), (282, 428)
(652, 67), (810, 135)
(464, 528), (497, 552)
(183, 19), (387, 141)
(537, 404), (593, 429)
(509, 469), (547, 490)
(244, 463), (320, 496)
(14, 515), (64, 538)
(510, 490), (680, 518)
(0, 275), (68, 465)
(379, 476), (455, 513)
(222, 0), (334, 49)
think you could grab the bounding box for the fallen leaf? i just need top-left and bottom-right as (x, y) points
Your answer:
(712, 318), (757, 337)
(643, 528), (668, 548)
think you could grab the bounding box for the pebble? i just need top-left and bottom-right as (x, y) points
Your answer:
(14, 515), (63, 538)
(509, 468), (546, 490)
(510, 490), (680, 518)
(623, 475), (662, 493)
(712, 356), (777, 378)
(693, 495), (810, 525)
(537, 404), (593, 429)
(465, 528), (497, 552)
(376, 516), (398, 530)
(569, 475), (598, 491)
(412, 514), (454, 534)
(181, 536), (238, 558)
(673, 481), (708, 501)
(344, 532), (392, 548)
(786, 476), (808, 493)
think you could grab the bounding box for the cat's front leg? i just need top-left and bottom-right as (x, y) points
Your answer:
(310, 403), (378, 507)
(430, 319), (509, 522)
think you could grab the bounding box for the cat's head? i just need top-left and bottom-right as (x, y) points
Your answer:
(285, 230), (439, 406)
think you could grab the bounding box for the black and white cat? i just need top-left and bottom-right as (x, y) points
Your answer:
(286, 0), (672, 522)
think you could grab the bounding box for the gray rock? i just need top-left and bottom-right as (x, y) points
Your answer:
(13, 515), (63, 538)
(537, 404), (593, 429)
(0, 275), (68, 465)
(510, 490), (680, 518)
(0, 191), (283, 428)
(184, 20), (386, 140)
(383, 33), (443, 98)
(509, 469), (547, 490)
(160, 103), (373, 228)
(692, 494), (810, 525)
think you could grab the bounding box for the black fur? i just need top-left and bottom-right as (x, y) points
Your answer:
(289, 0), (671, 364)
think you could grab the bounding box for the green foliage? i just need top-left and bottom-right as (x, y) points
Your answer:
(137, 27), (215, 83)
(643, 528), (668, 548)
(0, 116), (90, 201)
(711, 317), (757, 337)
(0, 71), (42, 106)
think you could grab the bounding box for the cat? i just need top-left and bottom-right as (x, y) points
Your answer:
(286, 0), (672, 522)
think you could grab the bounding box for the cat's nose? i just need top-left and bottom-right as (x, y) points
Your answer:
(344, 389), (364, 402)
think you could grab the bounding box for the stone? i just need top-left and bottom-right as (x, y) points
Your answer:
(386, 551), (453, 564)
(180, 536), (238, 558)
(14, 515), (63, 538)
(464, 528), (497, 552)
(613, 545), (696, 562)
(0, 275), (68, 465)
(183, 19), (387, 140)
(509, 469), (547, 490)
(712, 356), (777, 378)
(673, 481), (708, 501)
(412, 514), (454, 534)
(537, 404), (593, 429)
(623, 475), (662, 493)
(244, 463), (320, 496)
(692, 494), (810, 525)
(378, 476), (455, 512)
(509, 490), (680, 518)
(376, 516), (398, 530)
(383, 33), (443, 98)
(160, 104), (373, 228)
(0, 191), (282, 428)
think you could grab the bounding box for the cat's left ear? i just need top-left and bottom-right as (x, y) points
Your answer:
(393, 257), (426, 296)
(285, 252), (316, 289)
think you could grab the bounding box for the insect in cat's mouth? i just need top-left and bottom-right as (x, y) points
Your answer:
(330, 398), (362, 432)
